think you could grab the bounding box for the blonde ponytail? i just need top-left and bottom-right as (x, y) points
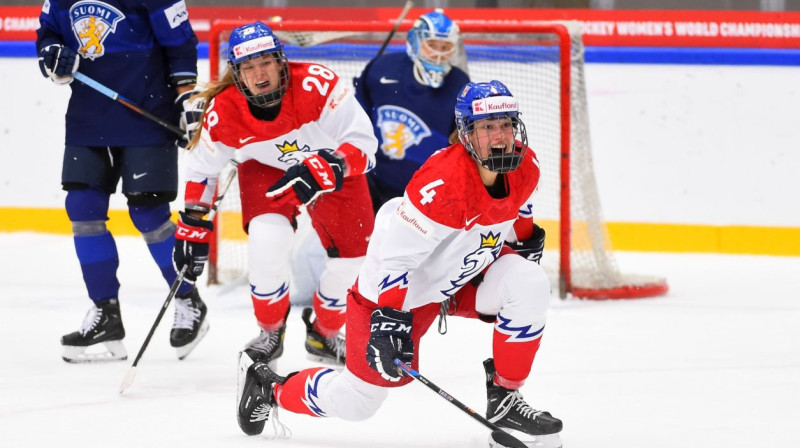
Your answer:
(185, 69), (236, 150)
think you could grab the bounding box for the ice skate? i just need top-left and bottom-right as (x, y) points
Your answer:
(236, 361), (287, 436)
(302, 307), (345, 365)
(484, 358), (563, 448)
(242, 323), (286, 368)
(61, 299), (127, 363)
(170, 287), (209, 360)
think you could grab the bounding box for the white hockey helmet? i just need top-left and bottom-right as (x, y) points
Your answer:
(406, 10), (460, 89)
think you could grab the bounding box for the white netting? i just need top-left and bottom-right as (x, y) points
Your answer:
(208, 21), (667, 299)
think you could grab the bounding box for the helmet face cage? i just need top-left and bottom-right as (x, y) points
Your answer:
(458, 115), (529, 174)
(227, 22), (290, 108)
(406, 11), (460, 88)
(455, 80), (530, 173)
(230, 53), (289, 108)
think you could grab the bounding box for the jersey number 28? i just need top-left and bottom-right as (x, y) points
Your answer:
(302, 65), (335, 96)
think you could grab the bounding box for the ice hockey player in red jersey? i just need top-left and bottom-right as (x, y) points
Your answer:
(173, 22), (376, 367)
(236, 80), (563, 448)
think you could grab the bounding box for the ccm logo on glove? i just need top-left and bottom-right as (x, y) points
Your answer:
(366, 307), (415, 382)
(176, 226), (210, 242)
(306, 155), (336, 188)
(370, 321), (412, 333)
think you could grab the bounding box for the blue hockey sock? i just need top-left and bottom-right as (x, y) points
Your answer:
(74, 231), (121, 302)
(129, 204), (194, 295)
(66, 189), (120, 302)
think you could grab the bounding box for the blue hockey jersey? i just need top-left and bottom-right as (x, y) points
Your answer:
(354, 51), (469, 196)
(37, 0), (198, 146)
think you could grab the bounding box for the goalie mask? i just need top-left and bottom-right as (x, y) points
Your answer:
(406, 10), (460, 89)
(455, 80), (529, 174)
(228, 21), (289, 108)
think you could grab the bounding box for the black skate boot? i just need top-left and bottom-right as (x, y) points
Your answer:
(61, 299), (127, 363)
(302, 307), (345, 365)
(170, 287), (209, 360)
(484, 358), (563, 448)
(242, 324), (286, 367)
(236, 362), (289, 436)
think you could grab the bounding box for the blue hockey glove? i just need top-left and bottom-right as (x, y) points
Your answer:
(508, 224), (545, 264)
(176, 90), (205, 149)
(366, 307), (414, 382)
(38, 44), (79, 85)
(266, 151), (345, 205)
(173, 212), (213, 282)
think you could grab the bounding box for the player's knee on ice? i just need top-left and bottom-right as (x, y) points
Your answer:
(320, 369), (388, 421)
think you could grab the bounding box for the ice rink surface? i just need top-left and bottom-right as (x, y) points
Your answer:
(1, 233), (798, 447)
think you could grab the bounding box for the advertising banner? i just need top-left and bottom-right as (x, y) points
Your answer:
(4, 6), (800, 48)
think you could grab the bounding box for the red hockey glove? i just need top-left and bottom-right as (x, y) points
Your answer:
(173, 212), (213, 281)
(266, 151), (345, 205)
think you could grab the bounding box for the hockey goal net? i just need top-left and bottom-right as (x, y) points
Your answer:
(206, 19), (668, 300)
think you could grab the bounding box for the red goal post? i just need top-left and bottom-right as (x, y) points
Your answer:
(205, 19), (668, 300)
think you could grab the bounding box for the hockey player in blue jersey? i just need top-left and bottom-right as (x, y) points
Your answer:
(354, 9), (470, 212)
(37, 0), (207, 363)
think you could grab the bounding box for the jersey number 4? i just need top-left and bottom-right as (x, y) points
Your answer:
(419, 179), (445, 205)
(302, 65), (335, 96)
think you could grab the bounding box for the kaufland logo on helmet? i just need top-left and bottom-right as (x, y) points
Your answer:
(233, 36), (275, 58)
(471, 96), (518, 115)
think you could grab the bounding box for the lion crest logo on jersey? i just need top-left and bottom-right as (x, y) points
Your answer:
(275, 140), (317, 165)
(376, 105), (432, 160)
(69, 1), (125, 60)
(440, 231), (503, 297)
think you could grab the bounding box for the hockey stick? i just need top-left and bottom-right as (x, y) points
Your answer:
(375, 1), (415, 59)
(119, 164), (239, 395)
(73, 72), (184, 137)
(394, 359), (527, 448)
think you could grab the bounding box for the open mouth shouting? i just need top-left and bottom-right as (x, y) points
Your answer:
(490, 144), (509, 156)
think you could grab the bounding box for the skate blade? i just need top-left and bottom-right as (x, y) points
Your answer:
(488, 430), (563, 448)
(62, 340), (128, 364)
(237, 350), (255, 406)
(236, 351), (264, 436)
(176, 320), (210, 360)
